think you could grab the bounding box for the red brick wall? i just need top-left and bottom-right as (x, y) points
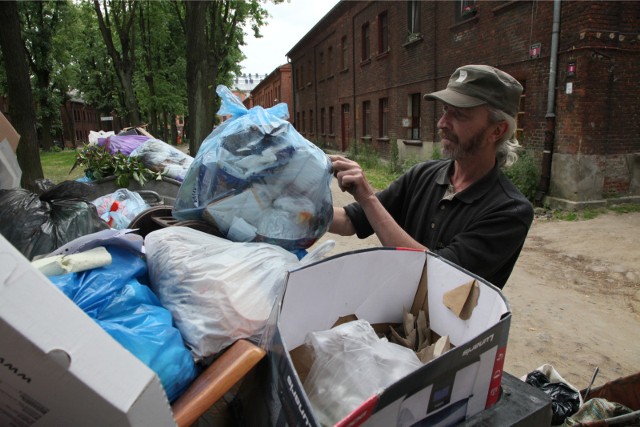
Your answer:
(288, 1), (640, 198)
(250, 64), (293, 121)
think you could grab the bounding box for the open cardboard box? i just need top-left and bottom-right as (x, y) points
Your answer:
(262, 247), (511, 426)
(0, 233), (176, 426)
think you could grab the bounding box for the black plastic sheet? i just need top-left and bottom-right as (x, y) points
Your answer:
(0, 181), (109, 260)
(526, 370), (581, 425)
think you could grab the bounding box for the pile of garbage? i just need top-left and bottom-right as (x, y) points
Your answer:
(0, 86), (337, 409)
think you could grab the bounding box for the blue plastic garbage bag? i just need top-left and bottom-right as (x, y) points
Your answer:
(48, 245), (199, 402)
(173, 85), (333, 252)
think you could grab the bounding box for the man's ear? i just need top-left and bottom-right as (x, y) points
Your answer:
(491, 121), (509, 143)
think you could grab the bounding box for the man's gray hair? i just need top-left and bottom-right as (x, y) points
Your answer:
(488, 106), (520, 168)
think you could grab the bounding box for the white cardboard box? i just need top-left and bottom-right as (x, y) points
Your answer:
(263, 247), (511, 426)
(0, 234), (176, 426)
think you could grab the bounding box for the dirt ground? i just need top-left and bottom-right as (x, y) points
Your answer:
(315, 180), (640, 391)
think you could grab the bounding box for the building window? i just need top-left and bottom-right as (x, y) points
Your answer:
(408, 1), (421, 36)
(296, 112), (300, 130)
(327, 46), (333, 77)
(378, 12), (389, 53)
(340, 36), (348, 70)
(319, 51), (324, 80)
(310, 110), (314, 134)
(299, 65), (304, 89)
(302, 111), (306, 133)
(362, 100), (371, 137)
(379, 98), (389, 138)
(409, 93), (420, 140)
(361, 23), (370, 61)
(320, 108), (326, 135)
(456, 0), (477, 21)
(329, 106), (335, 134)
(307, 59), (312, 84)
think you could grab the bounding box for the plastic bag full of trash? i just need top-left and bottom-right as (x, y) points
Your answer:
(172, 85), (333, 252)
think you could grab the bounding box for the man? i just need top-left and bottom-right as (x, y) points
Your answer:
(329, 64), (534, 288)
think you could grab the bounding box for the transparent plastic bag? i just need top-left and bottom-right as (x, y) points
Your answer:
(144, 226), (300, 362)
(173, 85), (333, 251)
(129, 138), (193, 182)
(303, 320), (424, 426)
(92, 188), (150, 229)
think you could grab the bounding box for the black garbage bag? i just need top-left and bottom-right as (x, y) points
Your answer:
(0, 181), (109, 260)
(526, 370), (581, 425)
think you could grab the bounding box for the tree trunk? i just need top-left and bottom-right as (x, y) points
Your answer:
(0, 1), (43, 191)
(36, 71), (54, 151)
(170, 112), (178, 146)
(185, 1), (214, 155)
(93, 0), (141, 127)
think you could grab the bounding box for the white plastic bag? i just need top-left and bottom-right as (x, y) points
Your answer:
(144, 226), (300, 361)
(92, 188), (150, 229)
(129, 138), (193, 182)
(303, 320), (424, 426)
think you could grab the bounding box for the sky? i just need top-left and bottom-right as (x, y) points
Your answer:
(239, 0), (340, 76)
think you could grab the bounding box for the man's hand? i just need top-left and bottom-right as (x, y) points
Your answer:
(329, 155), (377, 204)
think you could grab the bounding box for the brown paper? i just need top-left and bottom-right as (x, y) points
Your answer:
(443, 279), (479, 320)
(389, 325), (416, 349)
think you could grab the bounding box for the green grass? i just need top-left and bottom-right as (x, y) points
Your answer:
(40, 149), (85, 184)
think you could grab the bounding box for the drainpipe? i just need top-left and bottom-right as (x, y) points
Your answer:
(535, 0), (562, 204)
(352, 10), (357, 152)
(288, 56), (295, 127)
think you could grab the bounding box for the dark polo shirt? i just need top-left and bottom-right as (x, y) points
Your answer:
(343, 160), (534, 288)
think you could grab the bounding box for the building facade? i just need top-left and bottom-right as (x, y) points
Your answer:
(248, 63), (293, 121)
(286, 0), (640, 208)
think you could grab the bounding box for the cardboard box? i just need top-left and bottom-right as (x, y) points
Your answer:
(0, 234), (176, 426)
(0, 111), (20, 152)
(265, 247), (510, 426)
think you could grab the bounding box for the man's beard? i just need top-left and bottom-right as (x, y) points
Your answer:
(439, 128), (486, 161)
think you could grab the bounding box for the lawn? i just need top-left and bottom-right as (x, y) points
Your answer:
(40, 149), (86, 184)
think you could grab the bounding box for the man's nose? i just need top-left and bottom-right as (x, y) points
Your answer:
(437, 113), (449, 129)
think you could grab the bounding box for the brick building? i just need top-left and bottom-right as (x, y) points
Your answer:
(286, 0), (640, 208)
(248, 63), (293, 121)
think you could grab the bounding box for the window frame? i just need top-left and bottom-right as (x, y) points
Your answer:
(379, 97), (389, 138)
(362, 100), (372, 137)
(361, 23), (370, 62)
(378, 12), (389, 54)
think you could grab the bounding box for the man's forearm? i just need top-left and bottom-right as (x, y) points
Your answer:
(359, 195), (427, 250)
(329, 207), (356, 236)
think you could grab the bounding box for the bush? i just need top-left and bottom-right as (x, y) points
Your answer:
(504, 150), (539, 202)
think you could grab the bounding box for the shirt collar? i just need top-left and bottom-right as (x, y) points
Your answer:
(435, 160), (501, 203)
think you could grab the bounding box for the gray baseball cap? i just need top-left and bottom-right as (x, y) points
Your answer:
(424, 65), (523, 117)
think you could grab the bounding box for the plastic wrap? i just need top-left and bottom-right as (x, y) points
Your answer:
(98, 134), (149, 156)
(173, 85), (333, 251)
(525, 369), (581, 425)
(48, 245), (198, 402)
(92, 188), (150, 229)
(303, 320), (424, 426)
(144, 226), (300, 362)
(0, 182), (109, 260)
(130, 138), (193, 182)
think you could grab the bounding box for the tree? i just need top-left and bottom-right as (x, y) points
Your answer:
(18, 1), (70, 151)
(0, 1), (43, 191)
(93, 0), (141, 126)
(68, 2), (120, 119)
(182, 0), (270, 155)
(136, 0), (186, 142)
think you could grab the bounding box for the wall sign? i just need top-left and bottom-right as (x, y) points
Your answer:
(529, 43), (541, 59)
